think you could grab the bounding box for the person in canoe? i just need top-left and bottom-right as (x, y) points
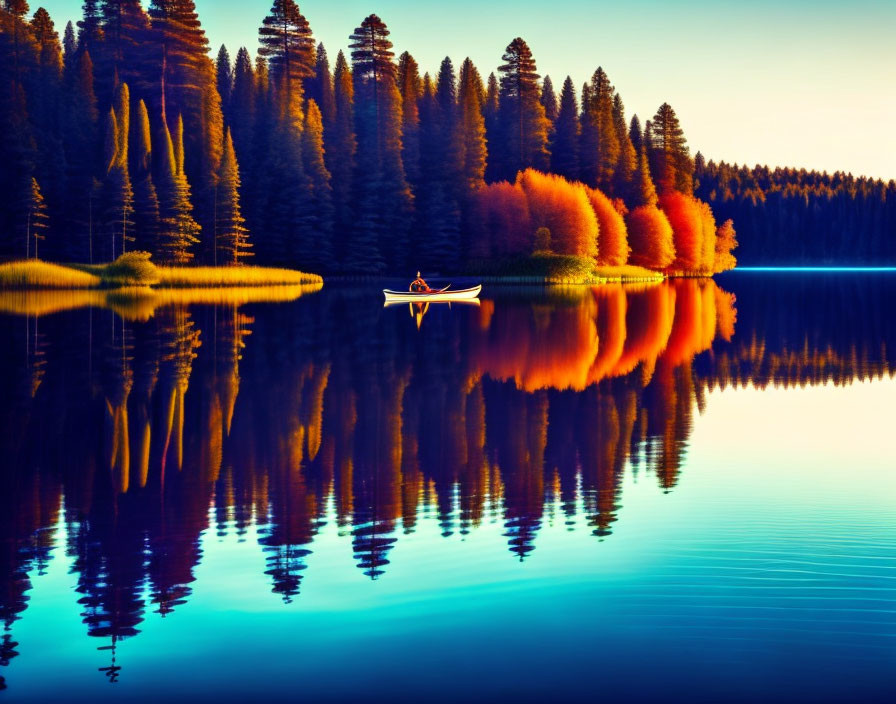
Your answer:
(409, 271), (431, 293)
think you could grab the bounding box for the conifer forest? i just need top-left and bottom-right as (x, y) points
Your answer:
(0, 1), (893, 274)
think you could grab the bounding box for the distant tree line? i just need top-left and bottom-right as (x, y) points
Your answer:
(1, 1), (742, 272)
(695, 158), (896, 265)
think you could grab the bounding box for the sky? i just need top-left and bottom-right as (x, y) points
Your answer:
(38, 0), (896, 180)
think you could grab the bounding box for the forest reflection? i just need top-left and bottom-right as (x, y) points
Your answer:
(1, 275), (893, 686)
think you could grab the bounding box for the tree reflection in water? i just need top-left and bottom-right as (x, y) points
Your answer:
(0, 274), (893, 686)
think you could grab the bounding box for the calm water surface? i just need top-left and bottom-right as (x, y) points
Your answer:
(1, 274), (894, 702)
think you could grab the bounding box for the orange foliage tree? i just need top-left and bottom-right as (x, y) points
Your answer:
(470, 181), (532, 257)
(659, 191), (703, 272)
(626, 205), (675, 269)
(713, 218), (738, 272)
(584, 187), (629, 265)
(698, 199), (717, 273)
(515, 169), (597, 258)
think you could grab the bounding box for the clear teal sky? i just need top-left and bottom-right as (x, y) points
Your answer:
(39, 0), (896, 180)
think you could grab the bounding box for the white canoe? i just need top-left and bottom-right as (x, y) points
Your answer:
(382, 284), (482, 303)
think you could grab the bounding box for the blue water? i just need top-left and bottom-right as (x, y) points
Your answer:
(0, 275), (894, 702)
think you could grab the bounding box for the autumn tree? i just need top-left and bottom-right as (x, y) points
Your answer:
(714, 218), (737, 272)
(517, 169), (597, 257)
(215, 128), (250, 265)
(585, 187), (629, 266)
(497, 38), (550, 180)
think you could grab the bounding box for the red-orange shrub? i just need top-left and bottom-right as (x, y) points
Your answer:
(659, 191), (703, 272)
(516, 169), (598, 258)
(713, 219), (738, 272)
(585, 186), (629, 266)
(626, 205), (675, 270)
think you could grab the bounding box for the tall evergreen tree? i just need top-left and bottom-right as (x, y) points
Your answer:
(23, 177), (49, 259)
(258, 0), (314, 122)
(215, 127), (250, 265)
(148, 0), (223, 245)
(579, 67), (618, 190)
(649, 102), (693, 194)
(611, 92), (637, 200)
(347, 14), (412, 272)
(155, 114), (200, 263)
(299, 100), (333, 270)
(307, 42), (335, 127)
(483, 71), (500, 182)
(540, 75), (557, 123)
(77, 0), (104, 54)
(497, 37), (549, 180)
(63, 47), (99, 259)
(102, 99), (133, 259)
(96, 0), (148, 108)
(215, 44), (232, 116)
(551, 76), (579, 180)
(457, 58), (487, 192)
(329, 49), (355, 255)
(396, 51), (421, 185)
(229, 46), (254, 158)
(132, 98), (159, 251)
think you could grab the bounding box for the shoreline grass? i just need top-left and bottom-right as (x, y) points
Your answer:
(0, 257), (322, 290)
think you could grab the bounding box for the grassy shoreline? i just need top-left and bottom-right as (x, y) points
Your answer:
(0, 258), (322, 289)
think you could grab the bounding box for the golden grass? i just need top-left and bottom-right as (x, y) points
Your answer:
(0, 283), (323, 320)
(0, 258), (322, 290)
(0, 260), (101, 288)
(592, 264), (665, 283)
(155, 266), (322, 287)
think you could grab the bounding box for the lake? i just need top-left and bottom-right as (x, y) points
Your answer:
(0, 273), (894, 703)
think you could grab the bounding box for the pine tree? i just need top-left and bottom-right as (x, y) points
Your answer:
(102, 83), (134, 259)
(62, 20), (76, 63)
(215, 128), (250, 265)
(330, 49), (356, 256)
(540, 75), (557, 123)
(95, 0), (148, 109)
(551, 76), (579, 180)
(299, 100), (333, 270)
(629, 114), (643, 154)
(649, 102), (693, 194)
(483, 71), (500, 182)
(63, 48), (99, 259)
(132, 98), (160, 252)
(308, 42), (335, 128)
(497, 37), (550, 180)
(147, 0), (223, 242)
(632, 127), (658, 208)
(611, 93), (637, 200)
(155, 114), (200, 263)
(258, 0), (314, 122)
(457, 58), (487, 192)
(396, 51), (421, 185)
(580, 67), (618, 190)
(215, 44), (232, 116)
(77, 0), (104, 54)
(23, 177), (49, 259)
(229, 47), (254, 159)
(348, 14), (412, 272)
